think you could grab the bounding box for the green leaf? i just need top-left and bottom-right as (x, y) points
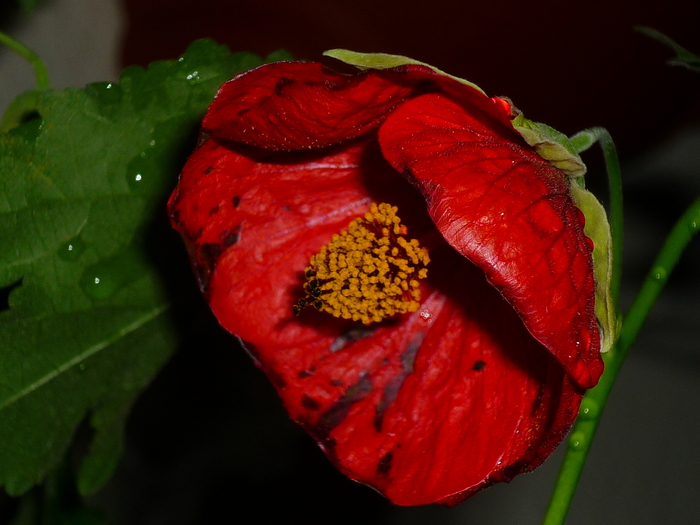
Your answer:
(636, 26), (700, 72)
(0, 39), (278, 496)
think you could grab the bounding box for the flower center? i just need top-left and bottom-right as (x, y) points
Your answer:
(294, 202), (430, 325)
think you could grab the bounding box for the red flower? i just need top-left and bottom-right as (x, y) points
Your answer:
(168, 51), (609, 506)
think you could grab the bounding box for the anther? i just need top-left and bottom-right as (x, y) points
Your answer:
(293, 203), (430, 324)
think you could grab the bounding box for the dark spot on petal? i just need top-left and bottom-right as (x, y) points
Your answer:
(283, 205), (291, 212)
(266, 368), (287, 389)
(401, 332), (424, 374)
(330, 324), (376, 352)
(380, 358), (389, 366)
(208, 204), (220, 216)
(374, 332), (425, 432)
(316, 372), (372, 440)
(222, 232), (238, 247)
(376, 451), (393, 477)
(237, 108), (250, 116)
(204, 166), (214, 174)
(232, 196), (241, 208)
(329, 379), (344, 387)
(196, 243), (225, 287)
(373, 412), (384, 433)
(191, 227), (203, 242)
(297, 368), (314, 379)
(220, 225), (241, 247)
(200, 242), (223, 262)
(275, 77), (294, 94)
(472, 360), (486, 371)
(302, 395), (321, 411)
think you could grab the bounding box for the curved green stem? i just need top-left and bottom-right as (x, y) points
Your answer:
(0, 30), (50, 90)
(543, 194), (700, 525)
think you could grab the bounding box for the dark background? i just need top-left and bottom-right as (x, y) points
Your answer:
(2, 1), (700, 523)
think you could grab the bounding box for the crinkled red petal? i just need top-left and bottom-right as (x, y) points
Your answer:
(201, 62), (416, 150)
(168, 137), (584, 505)
(379, 93), (603, 389)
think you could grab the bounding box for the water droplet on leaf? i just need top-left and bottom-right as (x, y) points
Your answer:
(80, 246), (147, 300)
(86, 81), (122, 106)
(125, 116), (197, 195)
(57, 236), (86, 261)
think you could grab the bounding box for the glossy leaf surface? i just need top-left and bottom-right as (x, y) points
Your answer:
(0, 40), (283, 496)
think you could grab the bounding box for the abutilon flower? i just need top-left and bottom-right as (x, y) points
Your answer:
(168, 50), (614, 506)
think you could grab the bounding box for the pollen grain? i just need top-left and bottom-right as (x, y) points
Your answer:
(294, 203), (430, 324)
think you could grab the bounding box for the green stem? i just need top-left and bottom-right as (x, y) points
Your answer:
(0, 30), (51, 90)
(543, 194), (700, 525)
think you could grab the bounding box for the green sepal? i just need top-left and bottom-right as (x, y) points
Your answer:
(569, 183), (616, 353)
(509, 107), (587, 178)
(323, 49), (486, 94)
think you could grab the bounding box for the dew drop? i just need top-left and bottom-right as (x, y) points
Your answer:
(126, 116), (196, 195)
(80, 246), (147, 300)
(652, 267), (667, 281)
(419, 309), (432, 321)
(81, 268), (120, 300)
(79, 363), (85, 371)
(569, 431), (587, 451)
(578, 398), (600, 420)
(57, 236), (86, 261)
(86, 81), (122, 105)
(126, 154), (158, 194)
(185, 70), (200, 81)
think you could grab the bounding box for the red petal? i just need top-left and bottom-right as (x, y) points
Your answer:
(168, 135), (433, 345)
(250, 248), (583, 506)
(379, 93), (603, 389)
(202, 62), (416, 150)
(168, 136), (583, 505)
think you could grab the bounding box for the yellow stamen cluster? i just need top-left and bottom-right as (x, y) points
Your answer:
(294, 203), (430, 324)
